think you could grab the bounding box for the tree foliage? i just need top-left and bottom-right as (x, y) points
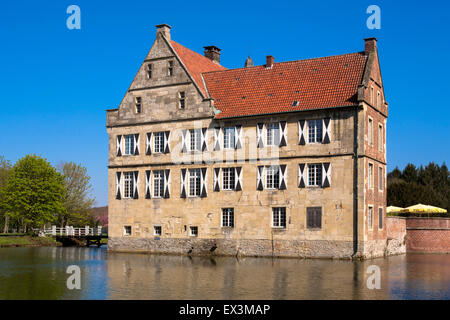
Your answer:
(387, 162), (450, 212)
(1, 155), (65, 229)
(57, 162), (96, 226)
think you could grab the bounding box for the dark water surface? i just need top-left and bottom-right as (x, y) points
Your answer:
(0, 247), (449, 299)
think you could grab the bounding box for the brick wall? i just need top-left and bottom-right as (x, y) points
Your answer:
(406, 217), (450, 253)
(385, 217), (406, 255)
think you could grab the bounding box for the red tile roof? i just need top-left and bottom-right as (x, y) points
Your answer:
(171, 40), (227, 97)
(202, 52), (368, 119)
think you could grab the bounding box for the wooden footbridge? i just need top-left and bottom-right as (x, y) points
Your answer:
(42, 226), (107, 247)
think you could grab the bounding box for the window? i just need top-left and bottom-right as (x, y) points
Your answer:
(368, 118), (373, 145)
(147, 64), (152, 79)
(179, 91), (185, 109)
(153, 225), (162, 236)
(377, 91), (381, 108)
(308, 164), (322, 187)
(307, 207), (322, 229)
(379, 166), (383, 191)
(223, 127), (235, 149)
(190, 226), (198, 237)
(368, 206), (373, 229)
(272, 207), (286, 228)
(153, 170), (165, 198)
(153, 132), (165, 153)
(222, 168), (236, 190)
(124, 226), (132, 236)
(222, 208), (234, 227)
(266, 166), (280, 189)
(188, 169), (201, 197)
(308, 119), (322, 143)
(378, 124), (383, 151)
(378, 208), (383, 229)
(266, 123), (280, 146)
(368, 163), (374, 189)
(123, 172), (134, 198)
(189, 129), (202, 152)
(168, 61), (174, 77)
(135, 97), (142, 114)
(124, 134), (135, 155)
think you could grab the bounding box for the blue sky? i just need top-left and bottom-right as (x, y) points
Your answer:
(1, 1), (449, 206)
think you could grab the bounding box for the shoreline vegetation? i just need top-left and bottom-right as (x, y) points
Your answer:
(0, 235), (60, 248)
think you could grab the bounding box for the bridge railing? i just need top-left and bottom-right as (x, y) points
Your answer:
(41, 226), (103, 237)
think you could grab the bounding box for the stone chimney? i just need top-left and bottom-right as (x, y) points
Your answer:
(364, 37), (377, 54)
(266, 55), (274, 68)
(244, 56), (254, 68)
(156, 24), (171, 41)
(204, 46), (221, 64)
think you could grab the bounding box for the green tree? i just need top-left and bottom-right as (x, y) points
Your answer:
(2, 155), (65, 231)
(0, 156), (12, 232)
(57, 162), (96, 227)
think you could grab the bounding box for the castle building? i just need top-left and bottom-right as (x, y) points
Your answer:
(107, 24), (388, 259)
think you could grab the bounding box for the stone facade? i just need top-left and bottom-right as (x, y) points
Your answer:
(106, 26), (389, 259)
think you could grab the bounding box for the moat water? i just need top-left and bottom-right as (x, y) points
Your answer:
(0, 247), (449, 299)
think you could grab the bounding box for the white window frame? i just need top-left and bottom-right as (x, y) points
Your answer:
(307, 119), (323, 144)
(265, 166), (280, 190)
(135, 96), (142, 114)
(123, 172), (134, 199)
(124, 134), (135, 156)
(368, 117), (374, 146)
(189, 226), (198, 237)
(188, 168), (201, 197)
(368, 205), (373, 230)
(223, 127), (235, 149)
(266, 123), (280, 146)
(153, 225), (162, 236)
(222, 208), (234, 228)
(307, 164), (322, 187)
(222, 168), (235, 191)
(368, 163), (374, 189)
(124, 225), (132, 236)
(189, 129), (202, 152)
(272, 207), (286, 228)
(153, 132), (165, 154)
(153, 170), (164, 198)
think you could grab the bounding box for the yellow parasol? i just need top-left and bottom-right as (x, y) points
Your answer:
(400, 204), (447, 214)
(387, 206), (404, 214)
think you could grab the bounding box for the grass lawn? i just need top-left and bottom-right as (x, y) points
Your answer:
(0, 236), (59, 247)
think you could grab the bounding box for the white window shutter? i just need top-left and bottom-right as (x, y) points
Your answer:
(213, 168), (220, 191)
(145, 170), (151, 199)
(164, 131), (171, 153)
(322, 118), (331, 144)
(200, 168), (207, 197)
(257, 166), (264, 190)
(134, 134), (140, 155)
(146, 133), (152, 155)
(133, 171), (139, 199)
(235, 125), (243, 149)
(257, 123), (264, 148)
(116, 135), (123, 156)
(180, 169), (187, 198)
(298, 120), (306, 145)
(213, 127), (221, 151)
(201, 128), (208, 151)
(164, 169), (171, 198)
(116, 172), (122, 199)
(298, 164), (306, 188)
(235, 167), (242, 191)
(322, 163), (331, 188)
(181, 130), (187, 153)
(279, 164), (287, 190)
(279, 122), (287, 147)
